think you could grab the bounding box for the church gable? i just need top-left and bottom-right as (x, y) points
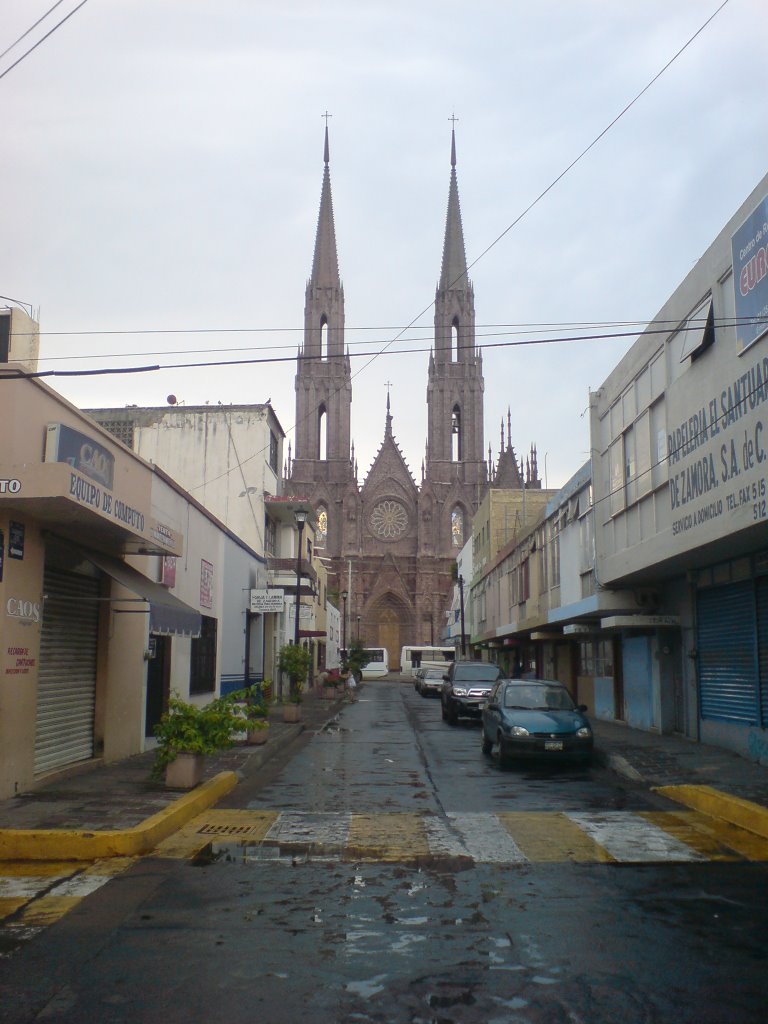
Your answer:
(360, 434), (417, 501)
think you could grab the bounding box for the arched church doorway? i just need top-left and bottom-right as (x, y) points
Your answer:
(378, 608), (400, 674)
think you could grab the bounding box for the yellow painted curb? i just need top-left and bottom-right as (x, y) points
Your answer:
(655, 784), (768, 841)
(0, 771), (238, 862)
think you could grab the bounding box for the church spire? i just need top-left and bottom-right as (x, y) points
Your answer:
(439, 128), (469, 291)
(309, 126), (341, 290)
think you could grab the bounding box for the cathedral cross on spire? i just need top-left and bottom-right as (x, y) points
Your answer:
(321, 110), (333, 126)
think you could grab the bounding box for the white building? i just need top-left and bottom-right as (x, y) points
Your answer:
(590, 170), (768, 761)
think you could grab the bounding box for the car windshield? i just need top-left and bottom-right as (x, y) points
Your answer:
(502, 684), (575, 711)
(455, 665), (500, 680)
(423, 670), (443, 679)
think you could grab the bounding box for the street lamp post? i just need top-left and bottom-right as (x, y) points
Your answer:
(293, 509), (308, 648)
(458, 575), (467, 657)
(356, 615), (361, 641)
(341, 589), (348, 659)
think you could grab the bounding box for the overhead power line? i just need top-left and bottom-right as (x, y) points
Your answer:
(4, 318), (763, 381)
(0, 0), (90, 82)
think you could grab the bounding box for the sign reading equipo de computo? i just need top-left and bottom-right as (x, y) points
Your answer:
(0, 460), (183, 558)
(732, 192), (768, 353)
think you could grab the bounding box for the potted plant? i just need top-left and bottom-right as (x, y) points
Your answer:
(226, 684), (270, 745)
(152, 694), (243, 788)
(278, 643), (312, 722)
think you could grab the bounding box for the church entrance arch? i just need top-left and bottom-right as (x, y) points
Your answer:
(379, 609), (400, 675)
(368, 594), (412, 673)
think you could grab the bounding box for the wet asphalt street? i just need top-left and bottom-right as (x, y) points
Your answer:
(3, 680), (768, 1024)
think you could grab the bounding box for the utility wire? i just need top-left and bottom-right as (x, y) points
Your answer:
(0, 1), (69, 62)
(29, 316), (759, 363)
(5, 318), (764, 380)
(0, 0), (90, 82)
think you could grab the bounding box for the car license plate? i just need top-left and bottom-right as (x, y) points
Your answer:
(544, 740), (563, 751)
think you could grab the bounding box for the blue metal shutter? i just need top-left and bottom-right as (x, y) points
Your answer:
(755, 577), (768, 727)
(697, 582), (758, 724)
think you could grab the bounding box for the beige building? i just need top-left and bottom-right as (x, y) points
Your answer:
(0, 366), (269, 798)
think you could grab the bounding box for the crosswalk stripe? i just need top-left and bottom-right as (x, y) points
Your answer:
(348, 813), (427, 861)
(446, 812), (528, 863)
(497, 811), (615, 863)
(565, 811), (707, 862)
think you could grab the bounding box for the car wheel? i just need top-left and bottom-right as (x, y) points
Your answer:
(441, 699), (448, 721)
(497, 733), (513, 769)
(481, 728), (493, 756)
(446, 701), (459, 726)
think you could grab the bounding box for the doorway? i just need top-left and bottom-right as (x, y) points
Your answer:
(145, 634), (170, 738)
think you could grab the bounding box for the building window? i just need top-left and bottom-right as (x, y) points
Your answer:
(451, 506), (464, 547)
(318, 405), (327, 461)
(190, 615), (217, 695)
(320, 315), (328, 360)
(269, 430), (279, 473)
(265, 515), (277, 556)
(451, 405), (462, 461)
(520, 558), (530, 602)
(316, 506), (328, 548)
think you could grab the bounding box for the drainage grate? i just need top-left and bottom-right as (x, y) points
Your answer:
(197, 823), (264, 837)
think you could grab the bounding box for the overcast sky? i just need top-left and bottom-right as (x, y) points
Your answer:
(2, 0), (766, 492)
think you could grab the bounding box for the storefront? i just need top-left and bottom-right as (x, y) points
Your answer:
(0, 370), (204, 798)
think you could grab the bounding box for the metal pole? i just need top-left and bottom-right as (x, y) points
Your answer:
(341, 591), (348, 658)
(294, 518), (305, 647)
(458, 575), (467, 657)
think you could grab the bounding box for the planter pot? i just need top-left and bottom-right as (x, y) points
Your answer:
(282, 704), (302, 723)
(247, 726), (269, 745)
(321, 687), (337, 700)
(165, 752), (205, 789)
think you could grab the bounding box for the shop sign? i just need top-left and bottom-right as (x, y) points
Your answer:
(4, 644), (36, 676)
(667, 343), (768, 544)
(67, 469), (146, 533)
(46, 423), (115, 489)
(162, 555), (177, 588)
(0, 530), (3, 582)
(8, 521), (24, 560)
(5, 597), (41, 623)
(250, 588), (285, 613)
(200, 559), (214, 609)
(732, 193), (768, 353)
(0, 478), (21, 494)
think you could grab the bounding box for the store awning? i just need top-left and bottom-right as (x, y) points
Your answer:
(298, 629), (327, 638)
(79, 548), (202, 637)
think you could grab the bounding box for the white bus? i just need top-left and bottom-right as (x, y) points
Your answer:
(359, 647), (389, 680)
(399, 645), (456, 678)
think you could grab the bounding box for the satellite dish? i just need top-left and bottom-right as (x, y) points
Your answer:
(167, 394), (177, 405)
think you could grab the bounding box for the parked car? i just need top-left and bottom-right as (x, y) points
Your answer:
(480, 679), (593, 766)
(417, 667), (445, 697)
(441, 661), (503, 724)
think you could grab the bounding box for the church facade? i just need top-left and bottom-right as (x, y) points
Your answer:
(285, 129), (539, 669)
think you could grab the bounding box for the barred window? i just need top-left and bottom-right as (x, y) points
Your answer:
(190, 615), (217, 695)
(269, 430), (279, 473)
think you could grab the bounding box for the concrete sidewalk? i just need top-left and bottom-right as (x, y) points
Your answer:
(1, 686), (768, 858)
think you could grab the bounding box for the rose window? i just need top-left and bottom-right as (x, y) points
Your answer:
(370, 500), (408, 540)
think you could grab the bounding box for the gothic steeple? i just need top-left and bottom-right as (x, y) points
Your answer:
(289, 124), (353, 506)
(309, 127), (341, 291)
(425, 126), (486, 508)
(439, 130), (469, 293)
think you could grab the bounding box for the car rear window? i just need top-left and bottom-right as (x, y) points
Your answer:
(454, 664), (501, 681)
(503, 685), (575, 710)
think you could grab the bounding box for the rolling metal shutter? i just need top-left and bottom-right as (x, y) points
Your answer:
(756, 577), (768, 728)
(697, 582), (758, 725)
(34, 567), (100, 775)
